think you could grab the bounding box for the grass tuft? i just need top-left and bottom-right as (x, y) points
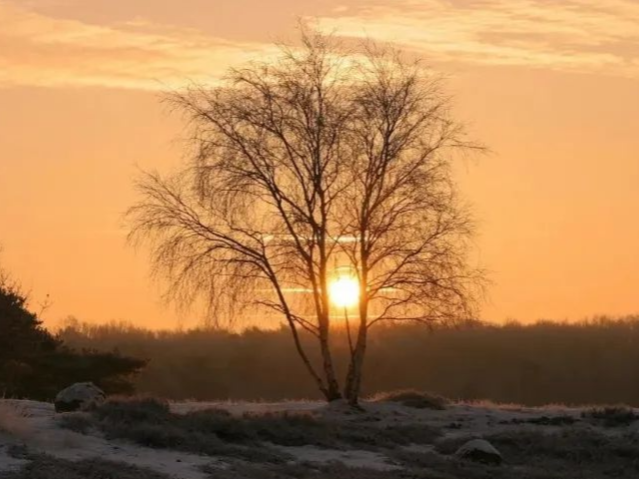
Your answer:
(94, 396), (172, 424)
(0, 401), (32, 441)
(57, 412), (94, 434)
(581, 406), (638, 427)
(370, 389), (448, 410)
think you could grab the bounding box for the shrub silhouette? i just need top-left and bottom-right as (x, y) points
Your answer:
(0, 267), (146, 400)
(371, 389), (448, 410)
(582, 406), (639, 427)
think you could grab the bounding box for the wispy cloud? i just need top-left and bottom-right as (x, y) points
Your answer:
(0, 2), (278, 90)
(1, 1), (638, 90)
(315, 0), (639, 77)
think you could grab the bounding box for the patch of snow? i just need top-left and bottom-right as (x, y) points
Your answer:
(0, 399), (210, 479)
(48, 434), (211, 479)
(3, 398), (634, 478)
(275, 444), (399, 471)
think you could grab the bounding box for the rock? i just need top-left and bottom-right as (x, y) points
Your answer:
(54, 382), (105, 413)
(455, 439), (502, 465)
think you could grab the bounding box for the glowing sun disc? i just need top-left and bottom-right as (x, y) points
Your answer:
(329, 276), (360, 308)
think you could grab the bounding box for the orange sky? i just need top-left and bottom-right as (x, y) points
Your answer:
(1, 0), (638, 328)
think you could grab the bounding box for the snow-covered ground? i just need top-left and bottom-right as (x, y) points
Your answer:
(0, 398), (636, 478)
(0, 400), (211, 479)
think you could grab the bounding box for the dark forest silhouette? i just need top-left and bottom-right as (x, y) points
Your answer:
(58, 316), (639, 406)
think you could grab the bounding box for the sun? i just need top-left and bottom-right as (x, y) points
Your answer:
(329, 275), (360, 309)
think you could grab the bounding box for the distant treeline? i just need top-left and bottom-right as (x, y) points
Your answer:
(57, 316), (639, 406)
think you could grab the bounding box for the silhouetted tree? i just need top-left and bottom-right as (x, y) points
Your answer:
(128, 29), (483, 405)
(0, 264), (146, 400)
(0, 265), (58, 396)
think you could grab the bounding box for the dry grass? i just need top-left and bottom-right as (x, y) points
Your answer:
(0, 455), (175, 479)
(581, 406), (639, 427)
(63, 397), (442, 454)
(369, 390), (448, 410)
(8, 396), (639, 479)
(0, 400), (84, 453)
(201, 461), (415, 479)
(432, 427), (639, 478)
(454, 399), (528, 410)
(0, 401), (32, 441)
(57, 412), (95, 435)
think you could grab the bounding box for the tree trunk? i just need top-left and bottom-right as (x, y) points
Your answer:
(344, 271), (369, 406)
(344, 324), (368, 405)
(318, 260), (342, 402)
(319, 314), (342, 401)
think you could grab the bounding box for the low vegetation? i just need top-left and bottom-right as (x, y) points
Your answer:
(56, 412), (95, 435)
(500, 415), (577, 426)
(0, 402), (32, 440)
(0, 455), (174, 479)
(10, 396), (639, 479)
(60, 397), (441, 455)
(581, 406), (639, 427)
(370, 389), (448, 410)
(0, 267), (145, 401)
(201, 461), (409, 479)
(432, 428), (639, 478)
(205, 430), (639, 479)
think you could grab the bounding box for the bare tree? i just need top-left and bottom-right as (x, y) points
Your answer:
(127, 29), (483, 405)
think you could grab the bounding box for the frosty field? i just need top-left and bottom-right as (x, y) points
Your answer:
(1, 395), (638, 479)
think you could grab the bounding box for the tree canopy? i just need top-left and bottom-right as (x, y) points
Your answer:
(129, 29), (483, 404)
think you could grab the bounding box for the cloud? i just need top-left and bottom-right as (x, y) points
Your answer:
(314, 0), (639, 78)
(0, 2), (278, 90)
(1, 0), (638, 90)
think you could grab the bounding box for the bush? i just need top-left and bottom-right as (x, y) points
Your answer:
(581, 406), (639, 427)
(370, 390), (448, 410)
(0, 267), (145, 401)
(56, 412), (94, 434)
(94, 396), (171, 424)
(181, 409), (257, 443)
